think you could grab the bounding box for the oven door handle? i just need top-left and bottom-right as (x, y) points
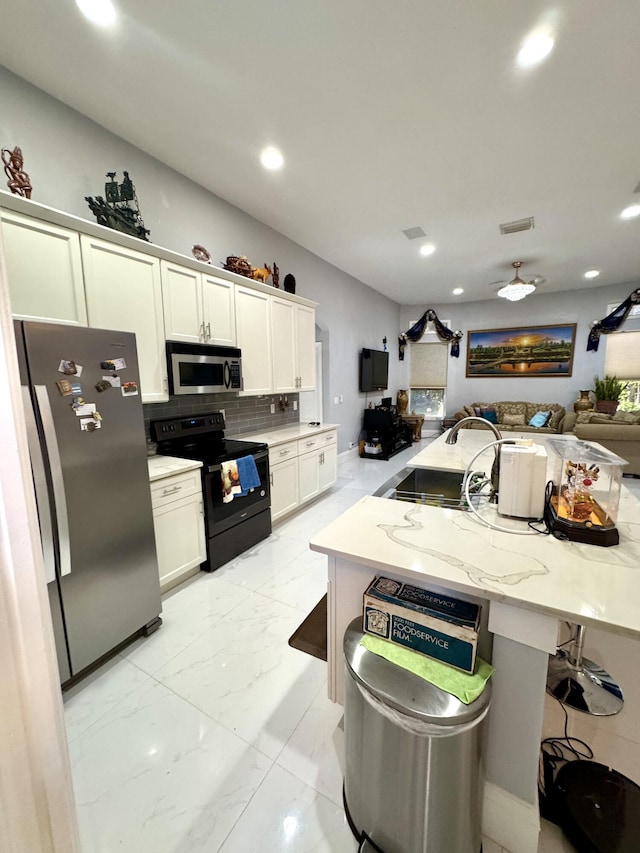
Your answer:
(207, 449), (268, 474)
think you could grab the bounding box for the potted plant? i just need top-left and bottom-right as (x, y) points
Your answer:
(593, 375), (624, 414)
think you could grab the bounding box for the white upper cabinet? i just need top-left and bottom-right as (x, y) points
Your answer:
(1, 210), (87, 326)
(295, 303), (316, 391)
(161, 262), (237, 346)
(235, 285), (273, 395)
(271, 295), (297, 392)
(81, 235), (168, 403)
(202, 274), (236, 346)
(161, 261), (203, 344)
(269, 295), (316, 394)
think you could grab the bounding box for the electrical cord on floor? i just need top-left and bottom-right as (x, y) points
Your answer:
(538, 693), (594, 823)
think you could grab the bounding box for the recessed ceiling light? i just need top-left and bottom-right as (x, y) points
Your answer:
(620, 204), (640, 220)
(584, 270), (600, 279)
(260, 147), (284, 171)
(76, 0), (116, 27)
(517, 33), (554, 68)
(419, 243), (436, 257)
(452, 287), (464, 295)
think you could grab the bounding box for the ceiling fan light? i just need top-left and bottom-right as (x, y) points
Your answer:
(497, 282), (536, 301)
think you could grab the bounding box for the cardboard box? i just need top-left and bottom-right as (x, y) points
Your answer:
(365, 576), (481, 630)
(363, 577), (480, 673)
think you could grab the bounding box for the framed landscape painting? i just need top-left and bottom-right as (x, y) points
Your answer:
(466, 324), (576, 377)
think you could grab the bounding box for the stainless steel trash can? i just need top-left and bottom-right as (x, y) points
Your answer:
(343, 618), (491, 853)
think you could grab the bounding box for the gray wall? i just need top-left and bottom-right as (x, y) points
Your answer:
(400, 282), (640, 416)
(0, 66), (401, 452)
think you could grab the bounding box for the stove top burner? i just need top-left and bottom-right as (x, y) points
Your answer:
(150, 412), (267, 465)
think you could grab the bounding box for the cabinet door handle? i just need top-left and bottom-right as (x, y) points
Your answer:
(269, 472), (273, 486)
(200, 322), (205, 340)
(162, 485), (181, 495)
(320, 452), (324, 464)
(206, 322), (211, 340)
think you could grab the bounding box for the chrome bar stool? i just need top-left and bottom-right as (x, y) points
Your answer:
(547, 623), (623, 716)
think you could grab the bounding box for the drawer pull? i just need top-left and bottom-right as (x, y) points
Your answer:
(306, 441), (315, 447)
(162, 485), (181, 495)
(279, 449), (290, 456)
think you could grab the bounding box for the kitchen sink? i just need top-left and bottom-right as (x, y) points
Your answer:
(373, 466), (487, 511)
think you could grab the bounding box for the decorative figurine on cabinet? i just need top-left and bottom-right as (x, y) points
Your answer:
(271, 262), (280, 288)
(221, 255), (254, 278)
(284, 273), (296, 294)
(85, 171), (150, 241)
(1, 146), (32, 198)
(251, 263), (272, 284)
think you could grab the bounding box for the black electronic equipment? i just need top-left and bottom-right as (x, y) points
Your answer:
(360, 348), (389, 392)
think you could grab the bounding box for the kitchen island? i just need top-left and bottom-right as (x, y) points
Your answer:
(310, 429), (640, 853)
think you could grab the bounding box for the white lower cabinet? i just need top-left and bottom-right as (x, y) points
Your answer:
(270, 429), (337, 521)
(270, 455), (299, 522)
(318, 441), (338, 491)
(150, 470), (206, 592)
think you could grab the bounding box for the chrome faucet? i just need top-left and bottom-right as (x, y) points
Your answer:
(445, 416), (502, 445)
(445, 416), (503, 501)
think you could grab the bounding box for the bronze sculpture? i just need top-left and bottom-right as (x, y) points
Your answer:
(1, 146), (32, 198)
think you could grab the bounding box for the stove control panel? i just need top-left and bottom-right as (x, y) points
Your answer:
(150, 411), (225, 441)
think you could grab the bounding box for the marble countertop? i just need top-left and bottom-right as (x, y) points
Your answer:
(310, 431), (640, 637)
(229, 422), (340, 447)
(147, 455), (203, 482)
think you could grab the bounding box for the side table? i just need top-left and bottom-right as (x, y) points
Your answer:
(400, 413), (425, 442)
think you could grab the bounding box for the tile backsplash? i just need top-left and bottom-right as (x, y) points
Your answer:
(143, 392), (299, 440)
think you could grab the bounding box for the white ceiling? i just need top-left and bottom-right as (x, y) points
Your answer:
(2, 1), (640, 304)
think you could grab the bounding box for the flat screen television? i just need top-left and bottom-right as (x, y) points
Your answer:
(360, 348), (389, 392)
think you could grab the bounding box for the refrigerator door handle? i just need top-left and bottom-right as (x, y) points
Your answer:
(22, 386), (57, 584)
(34, 384), (72, 577)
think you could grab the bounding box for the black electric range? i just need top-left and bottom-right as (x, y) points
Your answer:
(150, 412), (271, 570)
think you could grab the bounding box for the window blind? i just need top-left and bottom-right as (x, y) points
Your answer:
(410, 342), (448, 387)
(604, 331), (640, 379)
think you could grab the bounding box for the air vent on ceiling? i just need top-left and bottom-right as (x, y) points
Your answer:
(499, 217), (535, 235)
(402, 226), (426, 240)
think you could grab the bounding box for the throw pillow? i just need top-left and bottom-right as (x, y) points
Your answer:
(575, 411), (593, 424)
(504, 412), (526, 426)
(480, 408), (498, 424)
(473, 406), (483, 417)
(528, 411), (551, 428)
(548, 408), (565, 430)
(612, 410), (639, 424)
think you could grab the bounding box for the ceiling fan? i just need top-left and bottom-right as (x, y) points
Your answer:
(489, 261), (545, 302)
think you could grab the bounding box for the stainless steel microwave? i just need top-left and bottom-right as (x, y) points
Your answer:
(166, 342), (243, 395)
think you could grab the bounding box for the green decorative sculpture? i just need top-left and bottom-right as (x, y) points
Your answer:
(86, 171), (150, 241)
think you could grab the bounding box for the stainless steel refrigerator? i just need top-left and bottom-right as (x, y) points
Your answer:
(15, 321), (162, 685)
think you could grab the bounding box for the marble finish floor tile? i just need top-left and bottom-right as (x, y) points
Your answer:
(254, 548), (328, 612)
(154, 592), (326, 759)
(124, 574), (251, 675)
(276, 681), (346, 806)
(218, 764), (357, 853)
(64, 655), (154, 743)
(214, 532), (310, 591)
(69, 675), (271, 853)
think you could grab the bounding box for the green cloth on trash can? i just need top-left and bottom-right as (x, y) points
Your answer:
(360, 635), (494, 705)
